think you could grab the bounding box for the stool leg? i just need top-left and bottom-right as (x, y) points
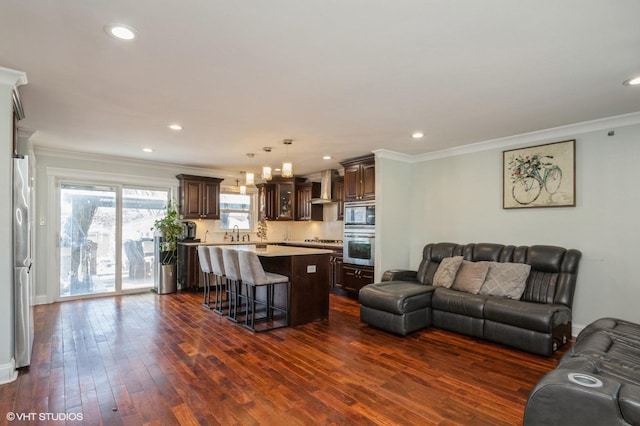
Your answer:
(202, 273), (210, 308)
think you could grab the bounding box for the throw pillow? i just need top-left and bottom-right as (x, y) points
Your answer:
(432, 256), (463, 288)
(479, 262), (531, 300)
(452, 260), (490, 294)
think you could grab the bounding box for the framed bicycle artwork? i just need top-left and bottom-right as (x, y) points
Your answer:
(503, 139), (576, 209)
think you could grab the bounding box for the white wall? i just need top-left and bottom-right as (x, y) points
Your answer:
(401, 116), (640, 330)
(374, 153), (412, 281)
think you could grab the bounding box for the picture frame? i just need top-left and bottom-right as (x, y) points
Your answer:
(503, 139), (575, 209)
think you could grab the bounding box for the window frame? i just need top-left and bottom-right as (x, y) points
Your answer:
(218, 189), (255, 232)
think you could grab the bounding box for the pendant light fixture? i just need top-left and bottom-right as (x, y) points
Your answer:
(262, 147), (272, 181)
(281, 139), (293, 178)
(245, 153), (255, 185)
(238, 174), (247, 195)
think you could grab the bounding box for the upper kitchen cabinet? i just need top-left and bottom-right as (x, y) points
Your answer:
(340, 154), (375, 202)
(257, 177), (305, 221)
(176, 174), (223, 219)
(334, 176), (345, 221)
(296, 182), (323, 221)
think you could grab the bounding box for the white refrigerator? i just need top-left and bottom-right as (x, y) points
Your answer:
(14, 155), (33, 368)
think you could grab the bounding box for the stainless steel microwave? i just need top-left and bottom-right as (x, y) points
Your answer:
(344, 201), (375, 226)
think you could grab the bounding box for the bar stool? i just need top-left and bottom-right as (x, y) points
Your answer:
(197, 245), (213, 308)
(208, 246), (228, 314)
(237, 250), (289, 332)
(222, 248), (246, 322)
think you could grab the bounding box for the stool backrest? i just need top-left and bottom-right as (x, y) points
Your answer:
(208, 246), (225, 276)
(197, 245), (212, 274)
(238, 250), (268, 285)
(222, 249), (241, 281)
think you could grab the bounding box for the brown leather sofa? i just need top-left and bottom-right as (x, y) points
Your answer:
(359, 242), (582, 356)
(524, 318), (640, 425)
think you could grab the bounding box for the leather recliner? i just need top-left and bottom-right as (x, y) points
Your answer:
(524, 318), (640, 425)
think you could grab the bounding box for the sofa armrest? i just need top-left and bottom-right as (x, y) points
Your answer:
(381, 269), (418, 282)
(619, 383), (640, 425)
(525, 365), (638, 426)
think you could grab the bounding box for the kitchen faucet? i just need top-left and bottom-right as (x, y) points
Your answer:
(233, 225), (240, 243)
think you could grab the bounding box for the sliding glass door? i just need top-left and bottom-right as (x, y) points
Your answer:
(59, 182), (169, 299)
(121, 188), (167, 291)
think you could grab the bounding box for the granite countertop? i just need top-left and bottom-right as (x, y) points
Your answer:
(217, 244), (333, 257)
(179, 240), (343, 250)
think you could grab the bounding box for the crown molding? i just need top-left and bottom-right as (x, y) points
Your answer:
(414, 111), (640, 162)
(0, 66), (27, 88)
(372, 149), (414, 162)
(34, 146), (238, 180)
(373, 111), (640, 164)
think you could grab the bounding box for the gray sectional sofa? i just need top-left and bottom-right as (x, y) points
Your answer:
(525, 317), (640, 425)
(359, 242), (582, 356)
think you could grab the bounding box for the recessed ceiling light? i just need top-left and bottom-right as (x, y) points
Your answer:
(168, 124), (183, 131)
(142, 148), (153, 153)
(623, 76), (640, 86)
(105, 24), (137, 41)
(323, 155), (332, 160)
(412, 132), (424, 139)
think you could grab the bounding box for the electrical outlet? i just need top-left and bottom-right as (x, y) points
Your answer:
(307, 265), (316, 273)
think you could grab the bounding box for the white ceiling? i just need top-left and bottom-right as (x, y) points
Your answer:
(1, 1), (639, 176)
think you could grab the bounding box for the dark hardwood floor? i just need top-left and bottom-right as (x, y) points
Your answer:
(0, 291), (566, 425)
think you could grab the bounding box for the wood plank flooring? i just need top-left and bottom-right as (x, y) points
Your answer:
(0, 292), (566, 425)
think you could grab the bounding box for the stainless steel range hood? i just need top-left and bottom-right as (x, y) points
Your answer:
(311, 169), (339, 204)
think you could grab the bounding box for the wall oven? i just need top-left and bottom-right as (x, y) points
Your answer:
(343, 228), (375, 267)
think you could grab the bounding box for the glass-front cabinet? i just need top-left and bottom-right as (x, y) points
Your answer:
(278, 181), (294, 219)
(257, 177), (305, 221)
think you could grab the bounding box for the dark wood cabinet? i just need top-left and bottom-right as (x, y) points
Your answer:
(342, 264), (374, 296)
(176, 174), (223, 219)
(296, 182), (323, 221)
(257, 177), (307, 221)
(334, 176), (345, 221)
(178, 244), (201, 290)
(331, 250), (344, 293)
(340, 154), (375, 202)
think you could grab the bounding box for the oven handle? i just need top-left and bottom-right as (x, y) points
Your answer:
(344, 234), (375, 239)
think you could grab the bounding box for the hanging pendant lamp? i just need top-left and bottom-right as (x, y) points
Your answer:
(262, 147), (272, 181)
(281, 139), (293, 178)
(245, 153), (255, 185)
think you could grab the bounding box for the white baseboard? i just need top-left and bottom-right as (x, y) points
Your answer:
(34, 295), (51, 305)
(0, 358), (18, 385)
(572, 322), (586, 339)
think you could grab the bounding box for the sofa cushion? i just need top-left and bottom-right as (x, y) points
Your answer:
(452, 260), (489, 294)
(432, 288), (487, 318)
(359, 281), (434, 315)
(432, 256), (463, 288)
(484, 298), (570, 332)
(479, 262), (531, 299)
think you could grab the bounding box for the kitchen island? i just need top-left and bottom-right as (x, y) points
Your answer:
(212, 244), (333, 327)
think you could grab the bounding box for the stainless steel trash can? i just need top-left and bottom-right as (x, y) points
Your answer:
(156, 264), (177, 294)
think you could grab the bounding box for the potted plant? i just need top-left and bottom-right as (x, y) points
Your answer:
(152, 201), (185, 293)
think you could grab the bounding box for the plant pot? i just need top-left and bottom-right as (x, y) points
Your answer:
(156, 263), (177, 294)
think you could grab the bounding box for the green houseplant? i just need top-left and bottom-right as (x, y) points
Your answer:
(152, 201), (184, 294)
(153, 201), (184, 264)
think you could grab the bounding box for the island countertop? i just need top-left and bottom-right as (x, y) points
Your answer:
(215, 244), (333, 257)
(206, 243), (332, 327)
(178, 240), (342, 249)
